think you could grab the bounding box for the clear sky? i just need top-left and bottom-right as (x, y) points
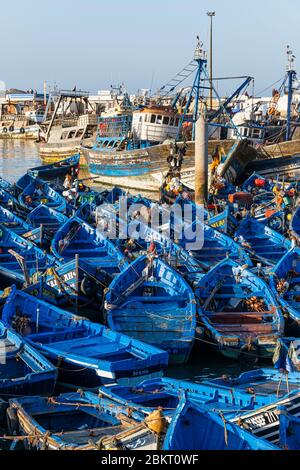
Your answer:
(1, 0), (299, 96)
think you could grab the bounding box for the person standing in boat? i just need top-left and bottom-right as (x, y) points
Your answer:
(209, 145), (222, 175)
(176, 141), (187, 170)
(63, 172), (73, 190)
(148, 240), (157, 256)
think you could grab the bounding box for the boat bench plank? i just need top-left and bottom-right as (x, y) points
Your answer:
(215, 324), (275, 333)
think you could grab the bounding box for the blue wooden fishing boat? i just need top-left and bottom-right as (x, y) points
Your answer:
(231, 388), (300, 446)
(0, 321), (57, 399)
(291, 206), (300, 243)
(235, 216), (291, 266)
(27, 154), (80, 180)
(195, 258), (283, 360)
(98, 378), (253, 419)
(270, 248), (300, 328)
(51, 216), (128, 273)
(202, 368), (300, 402)
(179, 220), (252, 268)
(99, 368), (300, 420)
(2, 287), (168, 387)
(29, 257), (114, 309)
(104, 254), (197, 364)
(7, 391), (160, 450)
(81, 109), (184, 193)
(18, 177), (66, 213)
(0, 205), (42, 244)
(0, 225), (57, 277)
(163, 397), (279, 450)
(26, 204), (68, 237)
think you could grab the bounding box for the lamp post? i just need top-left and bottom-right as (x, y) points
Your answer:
(207, 11), (215, 110)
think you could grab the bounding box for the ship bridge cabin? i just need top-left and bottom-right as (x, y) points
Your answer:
(93, 106), (181, 152)
(131, 106), (180, 144)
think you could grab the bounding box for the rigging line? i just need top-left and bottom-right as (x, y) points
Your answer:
(203, 67), (242, 139)
(254, 75), (286, 97)
(201, 76), (252, 82)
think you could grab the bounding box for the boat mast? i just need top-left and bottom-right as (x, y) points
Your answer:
(190, 38), (207, 139)
(286, 45), (296, 141)
(207, 11), (215, 110)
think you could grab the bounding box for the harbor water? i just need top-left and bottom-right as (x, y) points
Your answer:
(0, 141), (265, 383)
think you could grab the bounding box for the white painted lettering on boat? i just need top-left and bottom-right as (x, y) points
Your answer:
(132, 369), (150, 376)
(244, 410), (279, 429)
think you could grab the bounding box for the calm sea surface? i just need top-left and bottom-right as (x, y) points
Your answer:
(0, 140), (41, 182)
(0, 141), (266, 381)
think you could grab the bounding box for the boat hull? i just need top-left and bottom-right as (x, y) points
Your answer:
(247, 154), (300, 181)
(231, 391), (300, 445)
(0, 125), (40, 140)
(28, 154), (80, 179)
(38, 138), (93, 165)
(263, 139), (300, 157)
(9, 392), (160, 450)
(82, 139), (234, 193)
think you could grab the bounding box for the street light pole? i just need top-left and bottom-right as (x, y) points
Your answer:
(207, 11), (215, 110)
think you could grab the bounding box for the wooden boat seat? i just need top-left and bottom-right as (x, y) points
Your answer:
(124, 295), (187, 303)
(208, 309), (275, 325)
(53, 424), (127, 445)
(207, 310), (275, 316)
(215, 324), (274, 333)
(28, 326), (87, 342)
(46, 336), (130, 358)
(211, 316), (269, 324)
(211, 293), (264, 299)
